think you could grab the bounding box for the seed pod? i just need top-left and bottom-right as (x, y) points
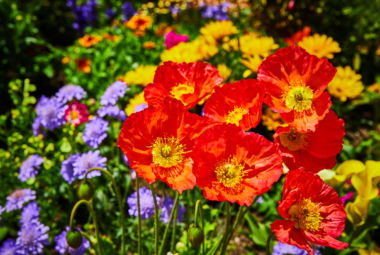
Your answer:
(78, 180), (95, 201)
(66, 228), (83, 249)
(188, 224), (204, 247)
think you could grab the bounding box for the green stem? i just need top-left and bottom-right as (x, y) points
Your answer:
(70, 200), (103, 255)
(266, 232), (275, 255)
(194, 200), (205, 255)
(220, 202), (230, 255)
(150, 184), (159, 255)
(207, 236), (224, 255)
(159, 191), (179, 254)
(81, 232), (99, 255)
(170, 193), (179, 252)
(84, 168), (125, 255)
(136, 177), (142, 255)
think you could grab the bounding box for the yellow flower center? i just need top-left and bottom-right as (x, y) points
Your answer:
(215, 157), (246, 188)
(226, 107), (248, 126)
(288, 198), (323, 232)
(170, 84), (195, 104)
(283, 80), (313, 112)
(151, 137), (185, 168)
(279, 127), (309, 151)
(70, 110), (80, 120)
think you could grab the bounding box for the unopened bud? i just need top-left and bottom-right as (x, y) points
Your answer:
(78, 180), (95, 201)
(188, 224), (204, 247)
(66, 228), (82, 249)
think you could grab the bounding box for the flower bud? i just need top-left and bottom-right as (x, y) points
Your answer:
(66, 228), (83, 249)
(78, 180), (95, 201)
(188, 224), (204, 247)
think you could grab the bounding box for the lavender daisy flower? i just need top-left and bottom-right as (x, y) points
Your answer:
(61, 153), (80, 184)
(16, 220), (49, 255)
(20, 201), (41, 225)
(32, 117), (46, 137)
(82, 117), (109, 148)
(5, 189), (36, 212)
(100, 81), (129, 106)
(54, 226), (90, 255)
(0, 238), (17, 255)
(73, 150), (106, 179)
(98, 106), (127, 121)
(56, 85), (86, 103)
(160, 197), (186, 224)
(36, 96), (68, 131)
(19, 154), (44, 182)
(127, 187), (160, 220)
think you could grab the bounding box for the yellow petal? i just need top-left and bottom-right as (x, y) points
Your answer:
(345, 197), (370, 227)
(332, 160), (366, 184)
(352, 160), (380, 200)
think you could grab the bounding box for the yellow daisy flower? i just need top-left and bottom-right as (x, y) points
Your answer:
(367, 82), (380, 94)
(239, 33), (279, 58)
(221, 37), (239, 52)
(240, 55), (264, 74)
(125, 92), (147, 116)
(261, 108), (287, 131)
(124, 65), (157, 87)
(298, 34), (341, 59)
(200, 20), (239, 44)
(217, 63), (232, 81)
(327, 66), (364, 101)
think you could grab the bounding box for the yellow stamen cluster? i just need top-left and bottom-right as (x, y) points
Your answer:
(289, 198), (323, 232)
(70, 110), (80, 120)
(283, 80), (314, 112)
(215, 157), (246, 188)
(170, 84), (195, 104)
(279, 127), (309, 151)
(226, 107), (248, 126)
(151, 137), (185, 168)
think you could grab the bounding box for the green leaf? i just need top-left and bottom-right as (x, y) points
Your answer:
(244, 213), (270, 247)
(369, 197), (380, 216)
(43, 65), (54, 78)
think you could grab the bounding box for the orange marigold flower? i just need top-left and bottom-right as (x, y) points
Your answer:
(192, 124), (283, 206)
(257, 46), (336, 132)
(271, 169), (348, 254)
(285, 26), (311, 46)
(103, 33), (120, 42)
(78, 35), (102, 48)
(61, 56), (70, 65)
(118, 98), (214, 193)
(203, 79), (264, 131)
(75, 58), (91, 73)
(262, 108), (286, 131)
(125, 15), (153, 31)
(144, 61), (223, 110)
(143, 41), (156, 49)
(274, 110), (344, 173)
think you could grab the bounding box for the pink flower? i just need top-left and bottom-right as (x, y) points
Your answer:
(64, 101), (89, 126)
(341, 191), (354, 206)
(164, 31), (189, 49)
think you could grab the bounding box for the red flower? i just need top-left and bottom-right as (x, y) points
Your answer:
(64, 101), (89, 126)
(285, 26), (311, 46)
(257, 46), (336, 132)
(274, 110), (344, 173)
(192, 124), (283, 206)
(118, 98), (215, 193)
(144, 61), (223, 110)
(271, 169), (348, 254)
(203, 79), (264, 131)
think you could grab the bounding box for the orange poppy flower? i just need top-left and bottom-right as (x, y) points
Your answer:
(192, 124), (283, 206)
(274, 110), (344, 173)
(75, 58), (91, 73)
(271, 169), (348, 254)
(285, 26), (311, 46)
(257, 46), (336, 132)
(125, 15), (153, 30)
(203, 79), (264, 131)
(118, 98), (215, 193)
(144, 61), (223, 110)
(78, 35), (102, 48)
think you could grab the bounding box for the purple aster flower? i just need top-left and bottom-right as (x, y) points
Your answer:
(0, 238), (17, 255)
(73, 150), (106, 179)
(133, 103), (148, 114)
(160, 197), (186, 224)
(20, 201), (41, 225)
(69, 0), (98, 36)
(54, 226), (90, 255)
(61, 153), (80, 184)
(105, 7), (116, 20)
(257, 196), (263, 204)
(5, 189), (36, 212)
(16, 220), (49, 255)
(32, 117), (46, 137)
(0, 205), (4, 227)
(82, 117), (109, 148)
(127, 187), (160, 220)
(272, 242), (305, 255)
(201, 2), (230, 21)
(98, 106), (127, 121)
(56, 85), (86, 103)
(19, 154), (44, 182)
(122, 1), (136, 22)
(36, 96), (68, 131)
(131, 169), (136, 180)
(123, 155), (130, 166)
(100, 81), (129, 106)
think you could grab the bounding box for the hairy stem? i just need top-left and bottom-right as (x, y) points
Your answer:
(266, 232), (275, 255)
(220, 202), (230, 255)
(150, 183), (160, 255)
(159, 191), (179, 255)
(136, 177), (142, 255)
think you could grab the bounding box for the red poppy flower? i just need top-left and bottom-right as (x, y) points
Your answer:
(274, 110), (344, 173)
(144, 61), (223, 110)
(203, 79), (264, 131)
(192, 124), (283, 206)
(271, 169), (348, 254)
(118, 97), (215, 193)
(285, 26), (311, 46)
(64, 101), (89, 126)
(257, 46), (336, 132)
